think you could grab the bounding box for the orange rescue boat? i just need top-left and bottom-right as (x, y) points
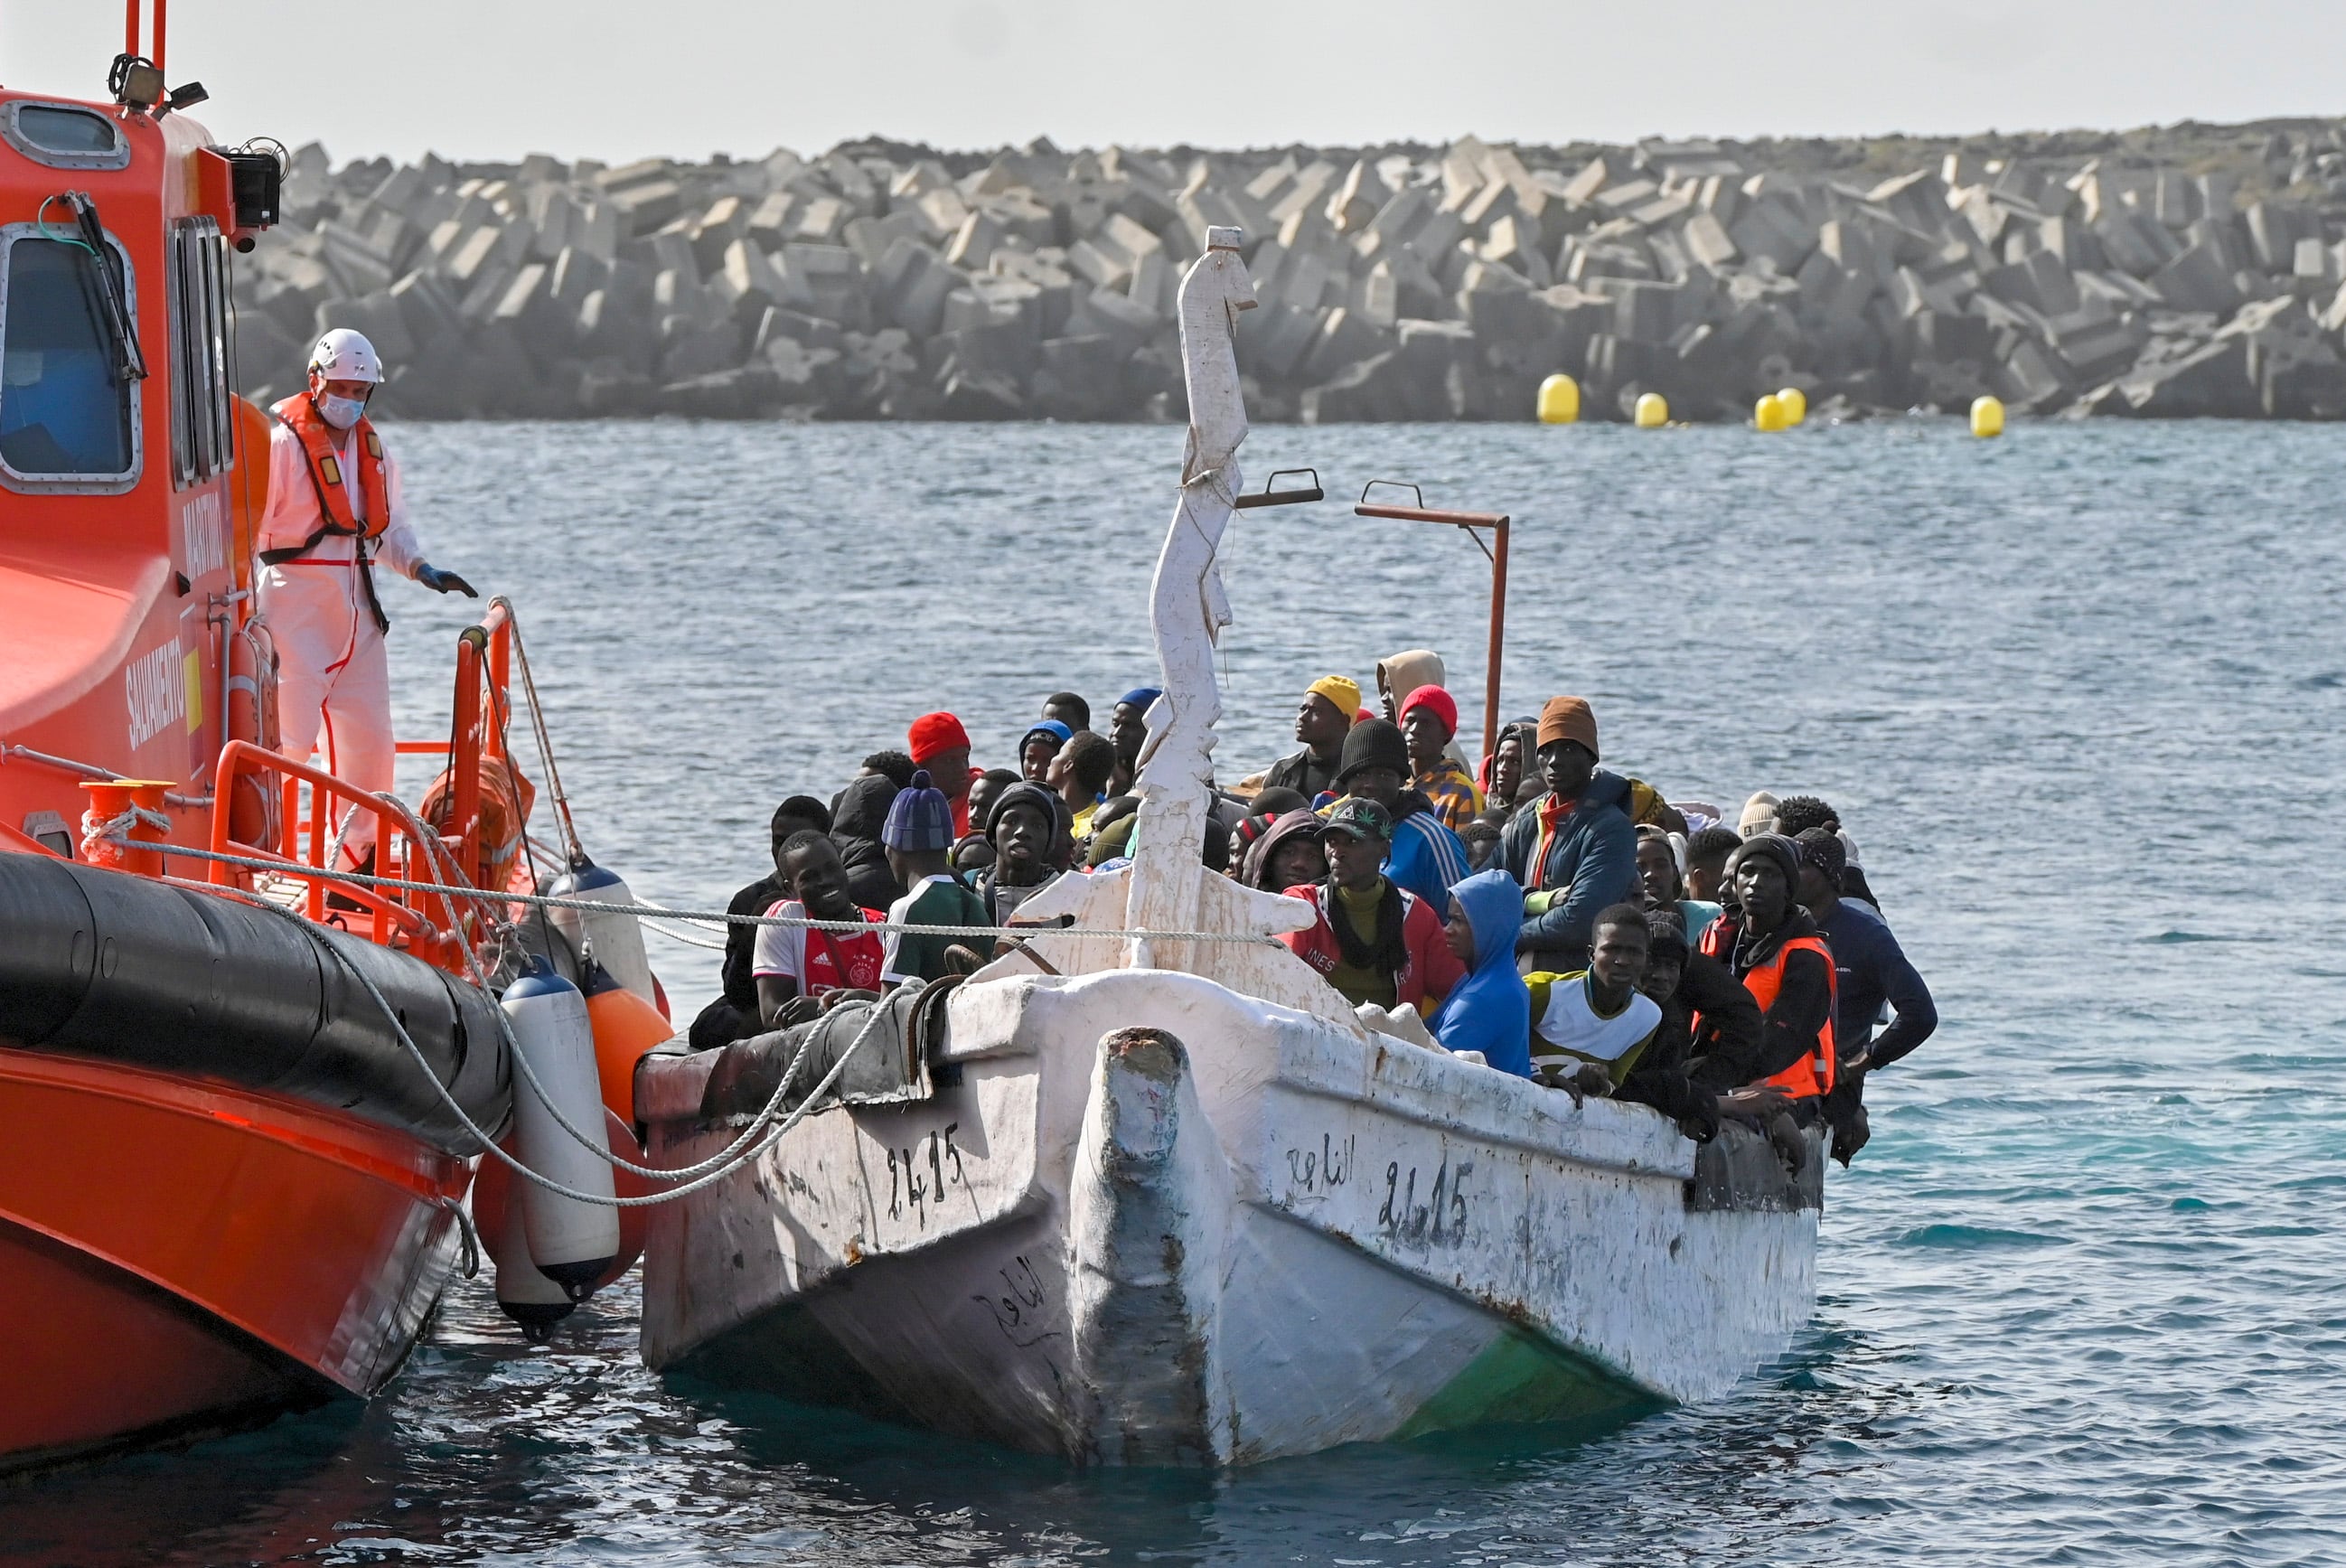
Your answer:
(0, 8), (652, 1472)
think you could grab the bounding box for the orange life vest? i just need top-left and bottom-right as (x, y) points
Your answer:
(1699, 920), (1838, 1100)
(263, 392), (389, 562)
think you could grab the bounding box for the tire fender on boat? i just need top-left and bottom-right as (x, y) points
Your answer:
(501, 958), (621, 1297)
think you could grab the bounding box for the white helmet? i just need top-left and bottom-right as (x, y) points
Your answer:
(308, 328), (383, 384)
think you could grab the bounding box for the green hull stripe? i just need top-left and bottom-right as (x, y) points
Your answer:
(1396, 1325), (1660, 1439)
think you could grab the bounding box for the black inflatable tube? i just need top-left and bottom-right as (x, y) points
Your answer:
(0, 852), (511, 1156)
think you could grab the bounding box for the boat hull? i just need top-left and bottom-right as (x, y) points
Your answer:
(0, 1048), (471, 1472)
(639, 970), (1820, 1465)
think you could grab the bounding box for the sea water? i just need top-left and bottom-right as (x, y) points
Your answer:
(7, 417), (2344, 1565)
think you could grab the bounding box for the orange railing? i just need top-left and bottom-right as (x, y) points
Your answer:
(201, 600), (522, 972)
(211, 740), (445, 954)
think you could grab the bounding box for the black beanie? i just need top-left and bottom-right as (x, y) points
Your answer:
(1336, 718), (1410, 787)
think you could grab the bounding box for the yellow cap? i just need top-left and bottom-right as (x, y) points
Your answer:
(1307, 675), (1363, 720)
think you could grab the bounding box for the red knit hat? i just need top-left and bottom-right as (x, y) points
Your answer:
(906, 710), (971, 765)
(1399, 683), (1457, 738)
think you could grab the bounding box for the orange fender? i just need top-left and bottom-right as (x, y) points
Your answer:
(585, 966), (676, 1125)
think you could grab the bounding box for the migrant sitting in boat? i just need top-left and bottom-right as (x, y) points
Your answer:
(681, 669), (1935, 1170)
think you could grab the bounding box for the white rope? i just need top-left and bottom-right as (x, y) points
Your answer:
(202, 840), (881, 1208)
(392, 804), (851, 1187)
(127, 835), (1283, 946)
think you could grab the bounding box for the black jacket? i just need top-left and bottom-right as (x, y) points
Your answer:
(1262, 746), (1340, 802)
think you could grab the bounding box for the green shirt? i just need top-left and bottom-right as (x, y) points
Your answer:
(881, 874), (988, 986)
(1325, 879), (1399, 1010)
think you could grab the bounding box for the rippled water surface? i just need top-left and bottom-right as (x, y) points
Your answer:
(9, 417), (2346, 1565)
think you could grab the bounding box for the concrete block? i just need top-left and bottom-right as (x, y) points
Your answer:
(315, 289), (416, 366)
(2184, 215), (2249, 277)
(527, 186), (577, 262)
(1300, 350), (1407, 422)
(943, 276), (1043, 336)
(1982, 249), (2080, 317)
(652, 268), (713, 330)
(2151, 169), (2192, 230)
(1326, 160), (1386, 233)
(692, 195), (751, 274)
(842, 211), (933, 270)
(548, 245), (609, 311)
(2037, 216), (2105, 273)
(981, 190), (1057, 247)
(1865, 170), (1951, 234)
(608, 179), (683, 236)
(1066, 237), (1133, 291)
(1031, 334), (1127, 418)
(2115, 335), (2256, 416)
(1064, 287), (1159, 355)
(491, 263), (579, 361)
(1299, 306), (1387, 381)
(1684, 210), (1740, 269)
(1245, 157), (1301, 209)
(709, 238), (784, 325)
(1986, 337), (2069, 408)
(915, 186), (971, 237)
(643, 229), (699, 282)
(934, 313), (1040, 383)
(869, 238), (954, 338)
(2050, 307), (2147, 384)
(1127, 248), (1178, 320)
(2094, 211), (2178, 278)
(1234, 300), (1320, 382)
(389, 268), (465, 347)
(792, 195), (850, 243)
(317, 221), (396, 296)
(2151, 240), (2244, 316)
(745, 191), (798, 250)
(571, 200), (621, 263)
(2244, 202), (2307, 273)
(1562, 155), (1622, 204)
(659, 316), (750, 381)
(456, 259), (519, 323)
(1728, 195), (1814, 272)
(753, 306), (844, 356)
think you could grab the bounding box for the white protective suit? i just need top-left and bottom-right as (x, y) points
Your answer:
(252, 418), (427, 865)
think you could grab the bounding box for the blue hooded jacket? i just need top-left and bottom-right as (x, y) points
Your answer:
(1427, 867), (1533, 1078)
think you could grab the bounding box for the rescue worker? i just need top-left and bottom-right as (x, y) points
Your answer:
(254, 330), (475, 869)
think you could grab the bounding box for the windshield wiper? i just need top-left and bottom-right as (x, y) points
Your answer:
(61, 191), (146, 384)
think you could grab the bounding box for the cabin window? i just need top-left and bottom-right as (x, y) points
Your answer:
(0, 102), (130, 171)
(168, 218), (234, 486)
(0, 225), (142, 491)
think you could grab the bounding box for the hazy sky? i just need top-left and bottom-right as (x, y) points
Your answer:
(5, 1), (2341, 165)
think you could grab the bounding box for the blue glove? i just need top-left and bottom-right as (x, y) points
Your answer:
(417, 562), (477, 597)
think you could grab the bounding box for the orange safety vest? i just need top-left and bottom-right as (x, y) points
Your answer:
(1699, 920), (1838, 1100)
(262, 392), (389, 563)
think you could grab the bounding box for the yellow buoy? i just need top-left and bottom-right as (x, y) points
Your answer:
(1633, 391), (1668, 428)
(1777, 386), (1807, 425)
(1536, 373), (1580, 424)
(1754, 393), (1788, 432)
(1970, 395), (2004, 437)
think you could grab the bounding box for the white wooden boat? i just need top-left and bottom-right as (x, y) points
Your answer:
(633, 226), (1822, 1465)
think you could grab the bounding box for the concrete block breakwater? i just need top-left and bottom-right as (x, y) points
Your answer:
(237, 124), (2346, 422)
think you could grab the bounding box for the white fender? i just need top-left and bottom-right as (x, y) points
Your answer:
(487, 1160), (575, 1342)
(546, 859), (657, 1007)
(502, 957), (621, 1296)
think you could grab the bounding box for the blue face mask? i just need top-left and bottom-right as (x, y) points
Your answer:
(318, 393), (367, 429)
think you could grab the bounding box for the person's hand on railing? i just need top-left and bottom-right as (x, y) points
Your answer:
(416, 562), (478, 597)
